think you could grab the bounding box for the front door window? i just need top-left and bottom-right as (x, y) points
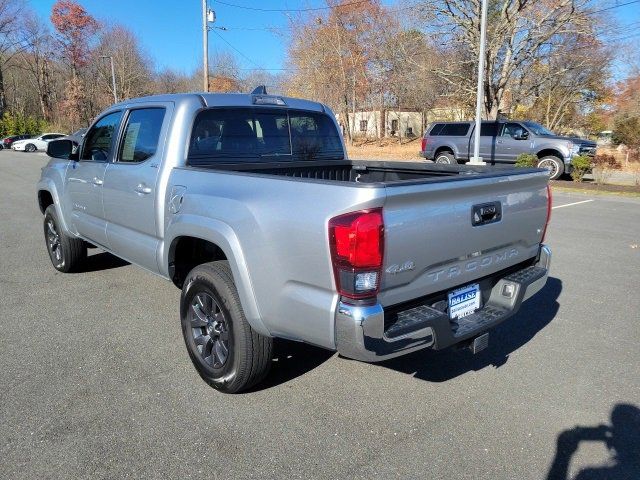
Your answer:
(81, 111), (122, 161)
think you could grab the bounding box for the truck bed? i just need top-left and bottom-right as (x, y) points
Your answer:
(189, 160), (536, 185)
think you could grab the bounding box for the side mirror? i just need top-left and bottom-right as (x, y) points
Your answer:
(514, 131), (529, 140)
(47, 139), (79, 160)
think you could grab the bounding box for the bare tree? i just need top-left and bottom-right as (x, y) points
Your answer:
(19, 14), (55, 121)
(520, 37), (612, 131)
(286, 1), (391, 144)
(93, 25), (154, 102)
(153, 68), (197, 94)
(0, 0), (28, 115)
(410, 0), (597, 119)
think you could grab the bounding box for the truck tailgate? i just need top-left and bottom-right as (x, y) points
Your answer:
(378, 171), (549, 306)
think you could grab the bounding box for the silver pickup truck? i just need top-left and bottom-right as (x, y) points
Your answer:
(421, 120), (597, 180)
(38, 91), (552, 393)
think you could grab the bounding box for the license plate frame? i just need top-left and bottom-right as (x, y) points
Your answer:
(448, 283), (481, 320)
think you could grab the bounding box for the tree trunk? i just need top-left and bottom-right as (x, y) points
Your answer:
(343, 95), (352, 145)
(379, 91), (385, 140)
(351, 80), (356, 143)
(397, 105), (402, 145)
(0, 64), (6, 117)
(39, 60), (53, 122)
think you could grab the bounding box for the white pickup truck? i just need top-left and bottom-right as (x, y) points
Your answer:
(38, 89), (552, 393)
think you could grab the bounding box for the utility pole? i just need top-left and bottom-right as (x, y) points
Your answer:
(202, 0), (209, 92)
(101, 55), (117, 104)
(469, 0), (488, 165)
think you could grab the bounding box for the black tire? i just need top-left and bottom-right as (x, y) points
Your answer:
(434, 151), (455, 164)
(43, 205), (87, 272)
(180, 261), (273, 393)
(537, 156), (564, 180)
(25, 143), (36, 152)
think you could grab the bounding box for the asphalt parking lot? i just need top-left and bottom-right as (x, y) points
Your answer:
(1, 151), (639, 479)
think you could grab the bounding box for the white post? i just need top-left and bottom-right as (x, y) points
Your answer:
(202, 0), (209, 92)
(469, 0), (488, 165)
(100, 56), (117, 103)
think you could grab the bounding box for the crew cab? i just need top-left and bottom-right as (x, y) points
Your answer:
(38, 90), (552, 393)
(420, 120), (596, 180)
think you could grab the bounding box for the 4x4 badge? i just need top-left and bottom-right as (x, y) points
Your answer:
(386, 261), (415, 275)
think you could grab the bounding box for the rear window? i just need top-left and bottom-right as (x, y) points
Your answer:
(429, 123), (445, 135)
(429, 123), (469, 136)
(188, 108), (344, 164)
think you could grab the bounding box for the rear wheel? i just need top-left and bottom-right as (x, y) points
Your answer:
(537, 156), (564, 180)
(43, 205), (86, 272)
(434, 151), (455, 164)
(180, 261), (273, 393)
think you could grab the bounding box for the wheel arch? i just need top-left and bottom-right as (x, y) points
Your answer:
(536, 148), (564, 162)
(164, 217), (269, 336)
(38, 189), (54, 214)
(36, 181), (72, 233)
(434, 146), (456, 161)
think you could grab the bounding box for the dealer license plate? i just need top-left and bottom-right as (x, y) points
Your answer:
(448, 283), (481, 320)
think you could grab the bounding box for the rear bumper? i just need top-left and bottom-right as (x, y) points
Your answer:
(335, 245), (551, 362)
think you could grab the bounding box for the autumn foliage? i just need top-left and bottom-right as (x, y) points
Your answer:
(51, 0), (98, 72)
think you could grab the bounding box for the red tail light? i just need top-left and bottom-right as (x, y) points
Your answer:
(541, 184), (552, 242)
(329, 209), (384, 300)
(420, 137), (427, 152)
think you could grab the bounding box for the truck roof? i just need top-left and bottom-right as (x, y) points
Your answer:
(428, 119), (537, 125)
(110, 92), (328, 113)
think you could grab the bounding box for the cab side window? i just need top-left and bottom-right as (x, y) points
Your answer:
(501, 123), (526, 138)
(81, 111), (123, 161)
(117, 108), (165, 163)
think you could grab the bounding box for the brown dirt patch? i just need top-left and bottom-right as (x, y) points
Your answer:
(551, 180), (640, 195)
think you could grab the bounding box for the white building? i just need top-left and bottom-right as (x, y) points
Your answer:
(337, 107), (470, 139)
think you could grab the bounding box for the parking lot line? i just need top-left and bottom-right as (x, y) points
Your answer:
(552, 199), (594, 210)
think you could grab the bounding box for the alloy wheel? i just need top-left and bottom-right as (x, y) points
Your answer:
(46, 219), (63, 268)
(538, 159), (558, 178)
(188, 292), (230, 368)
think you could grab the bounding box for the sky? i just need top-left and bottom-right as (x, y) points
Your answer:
(31, 0), (640, 77)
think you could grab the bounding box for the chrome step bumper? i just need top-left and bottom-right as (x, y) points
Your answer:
(335, 245), (551, 362)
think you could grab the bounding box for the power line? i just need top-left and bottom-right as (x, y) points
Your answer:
(210, 29), (264, 69)
(215, 0), (639, 16)
(214, 0), (372, 13)
(588, 0), (640, 15)
(210, 0), (640, 72)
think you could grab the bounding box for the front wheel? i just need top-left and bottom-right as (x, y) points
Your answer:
(180, 261), (273, 393)
(43, 205), (87, 272)
(537, 156), (564, 180)
(25, 144), (37, 152)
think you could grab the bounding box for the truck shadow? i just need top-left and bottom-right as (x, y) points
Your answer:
(247, 339), (335, 392)
(249, 277), (561, 392)
(378, 276), (562, 382)
(546, 403), (640, 480)
(72, 252), (130, 273)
